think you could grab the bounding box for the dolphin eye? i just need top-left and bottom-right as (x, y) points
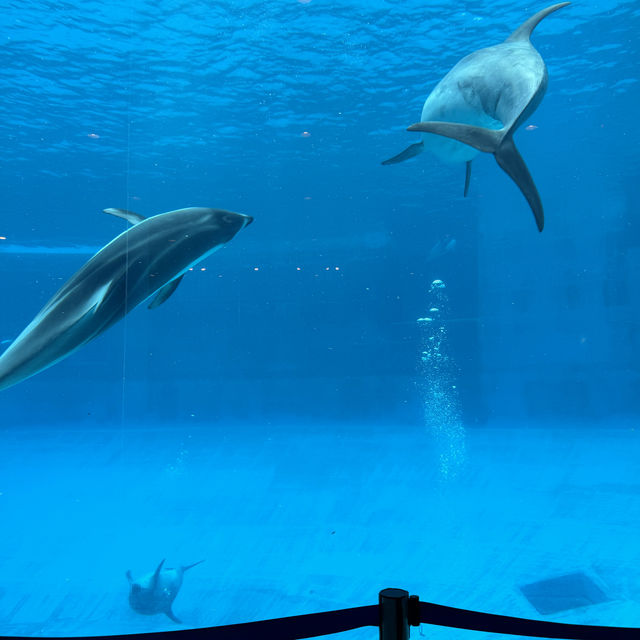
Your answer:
(223, 214), (235, 224)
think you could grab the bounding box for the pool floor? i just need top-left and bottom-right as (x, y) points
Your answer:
(0, 421), (639, 637)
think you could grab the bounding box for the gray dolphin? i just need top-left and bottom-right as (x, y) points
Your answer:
(382, 3), (570, 232)
(126, 559), (204, 623)
(0, 207), (253, 391)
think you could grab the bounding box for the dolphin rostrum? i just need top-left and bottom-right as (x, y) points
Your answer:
(0, 207), (253, 391)
(126, 559), (204, 623)
(382, 3), (570, 232)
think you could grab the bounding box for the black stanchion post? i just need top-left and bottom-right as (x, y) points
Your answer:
(379, 588), (410, 640)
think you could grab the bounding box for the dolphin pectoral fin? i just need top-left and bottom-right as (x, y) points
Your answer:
(494, 136), (544, 232)
(381, 141), (424, 165)
(165, 608), (182, 624)
(464, 161), (472, 197)
(407, 121), (503, 154)
(183, 559), (205, 572)
(103, 208), (146, 226)
(147, 275), (185, 310)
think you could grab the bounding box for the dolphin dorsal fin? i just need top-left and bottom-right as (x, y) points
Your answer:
(103, 208), (146, 226)
(505, 2), (570, 43)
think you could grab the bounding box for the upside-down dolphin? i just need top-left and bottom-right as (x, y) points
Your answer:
(126, 559), (204, 623)
(0, 207), (253, 391)
(382, 3), (570, 232)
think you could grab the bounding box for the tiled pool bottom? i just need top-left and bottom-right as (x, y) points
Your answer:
(0, 422), (638, 637)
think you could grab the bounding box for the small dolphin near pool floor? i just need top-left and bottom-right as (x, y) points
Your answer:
(127, 559), (204, 623)
(0, 422), (638, 637)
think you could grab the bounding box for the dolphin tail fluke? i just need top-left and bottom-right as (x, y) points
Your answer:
(165, 608), (182, 624)
(150, 559), (166, 590)
(494, 135), (544, 232)
(407, 121), (543, 231)
(381, 141), (424, 165)
(464, 161), (472, 197)
(183, 559), (205, 572)
(505, 2), (570, 43)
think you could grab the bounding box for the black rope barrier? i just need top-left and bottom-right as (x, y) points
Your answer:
(417, 600), (640, 639)
(0, 604), (379, 640)
(1, 589), (639, 640)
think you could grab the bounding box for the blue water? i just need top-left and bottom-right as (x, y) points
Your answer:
(0, 0), (639, 636)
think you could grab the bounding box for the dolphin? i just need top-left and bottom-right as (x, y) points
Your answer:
(382, 3), (570, 232)
(126, 559), (204, 623)
(0, 207), (253, 391)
